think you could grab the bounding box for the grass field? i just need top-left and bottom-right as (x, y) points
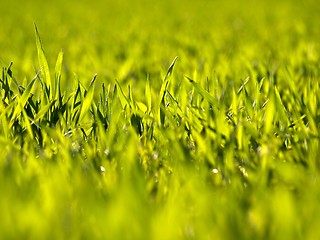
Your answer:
(1, 0), (320, 239)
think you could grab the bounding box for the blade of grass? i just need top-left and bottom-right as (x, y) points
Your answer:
(78, 74), (97, 122)
(145, 75), (152, 112)
(115, 79), (130, 109)
(21, 107), (34, 139)
(164, 56), (178, 81)
(185, 76), (216, 106)
(157, 57), (178, 125)
(34, 100), (56, 122)
(34, 23), (52, 100)
(11, 76), (37, 120)
(0, 101), (9, 138)
(54, 50), (64, 101)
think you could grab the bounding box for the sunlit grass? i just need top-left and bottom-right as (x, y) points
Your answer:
(1, 0), (320, 239)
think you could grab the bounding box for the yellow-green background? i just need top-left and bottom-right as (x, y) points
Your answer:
(1, 0), (320, 239)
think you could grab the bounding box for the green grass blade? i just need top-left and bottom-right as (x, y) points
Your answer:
(19, 77), (37, 108)
(79, 74), (97, 122)
(274, 85), (288, 124)
(0, 102), (9, 138)
(157, 57), (178, 125)
(264, 94), (274, 134)
(159, 57), (178, 104)
(145, 75), (152, 112)
(164, 56), (178, 81)
(54, 50), (64, 101)
(21, 107), (34, 139)
(185, 76), (216, 106)
(11, 76), (37, 120)
(115, 80), (130, 109)
(34, 23), (52, 99)
(34, 100), (56, 122)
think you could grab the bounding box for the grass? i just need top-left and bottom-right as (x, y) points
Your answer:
(1, 0), (320, 239)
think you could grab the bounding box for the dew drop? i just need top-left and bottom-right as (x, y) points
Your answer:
(212, 168), (219, 174)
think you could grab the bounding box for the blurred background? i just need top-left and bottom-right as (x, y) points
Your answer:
(1, 1), (320, 239)
(1, 0), (319, 87)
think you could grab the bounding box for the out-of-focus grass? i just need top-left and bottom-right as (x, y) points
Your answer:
(1, 0), (320, 239)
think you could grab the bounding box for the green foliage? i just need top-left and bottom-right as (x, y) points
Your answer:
(1, 0), (320, 239)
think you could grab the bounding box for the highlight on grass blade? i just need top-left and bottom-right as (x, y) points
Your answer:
(145, 74), (152, 112)
(79, 74), (97, 122)
(159, 56), (178, 104)
(34, 23), (52, 100)
(34, 100), (56, 122)
(185, 76), (216, 106)
(157, 57), (178, 126)
(115, 79), (130, 109)
(54, 50), (64, 101)
(164, 56), (178, 81)
(11, 75), (38, 121)
(264, 91), (275, 134)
